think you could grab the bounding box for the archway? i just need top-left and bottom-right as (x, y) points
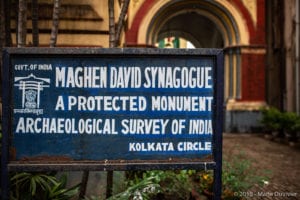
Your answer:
(156, 12), (223, 48)
(136, 0), (250, 46)
(135, 0), (249, 101)
(127, 0), (266, 132)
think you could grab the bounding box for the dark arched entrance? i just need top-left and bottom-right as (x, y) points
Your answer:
(126, 0), (267, 132)
(157, 12), (223, 48)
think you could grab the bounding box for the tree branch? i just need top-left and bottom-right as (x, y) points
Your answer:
(115, 0), (130, 47)
(17, 0), (27, 47)
(108, 0), (116, 47)
(50, 0), (61, 47)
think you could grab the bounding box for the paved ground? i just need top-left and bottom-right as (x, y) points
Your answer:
(223, 133), (300, 200)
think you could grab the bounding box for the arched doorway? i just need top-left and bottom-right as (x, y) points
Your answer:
(126, 0), (266, 132)
(156, 12), (224, 48)
(132, 0), (250, 102)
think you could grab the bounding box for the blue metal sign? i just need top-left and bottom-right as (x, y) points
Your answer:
(2, 48), (224, 200)
(2, 48), (223, 168)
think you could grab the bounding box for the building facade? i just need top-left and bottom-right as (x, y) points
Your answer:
(124, 0), (266, 132)
(5, 0), (300, 132)
(265, 0), (300, 115)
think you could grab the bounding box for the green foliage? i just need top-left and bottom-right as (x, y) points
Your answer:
(47, 174), (80, 200)
(109, 170), (194, 200)
(281, 112), (300, 132)
(154, 170), (193, 199)
(107, 175), (161, 200)
(260, 107), (300, 140)
(222, 154), (268, 196)
(198, 153), (270, 199)
(260, 107), (282, 131)
(109, 159), (270, 200)
(10, 172), (80, 200)
(292, 117), (300, 132)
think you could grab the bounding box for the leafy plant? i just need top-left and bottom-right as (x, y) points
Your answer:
(10, 172), (79, 200)
(198, 153), (270, 199)
(260, 107), (282, 132)
(281, 112), (299, 132)
(47, 174), (80, 200)
(292, 117), (300, 132)
(222, 154), (268, 198)
(109, 170), (193, 200)
(107, 175), (161, 200)
(157, 170), (193, 199)
(281, 112), (300, 141)
(261, 107), (300, 141)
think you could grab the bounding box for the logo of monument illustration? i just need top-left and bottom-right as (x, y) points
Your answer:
(14, 73), (50, 112)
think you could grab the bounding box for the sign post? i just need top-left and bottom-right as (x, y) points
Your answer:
(2, 48), (223, 199)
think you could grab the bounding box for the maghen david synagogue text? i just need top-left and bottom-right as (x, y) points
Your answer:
(11, 51), (216, 161)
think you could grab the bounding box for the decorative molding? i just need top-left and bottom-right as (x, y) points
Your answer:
(241, 0), (257, 27)
(226, 99), (266, 111)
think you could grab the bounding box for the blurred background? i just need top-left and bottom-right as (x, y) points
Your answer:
(1, 0), (299, 132)
(1, 0), (299, 199)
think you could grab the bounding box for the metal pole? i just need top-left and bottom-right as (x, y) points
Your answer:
(106, 171), (113, 198)
(295, 0), (300, 114)
(79, 171), (89, 199)
(213, 50), (224, 200)
(1, 50), (10, 200)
